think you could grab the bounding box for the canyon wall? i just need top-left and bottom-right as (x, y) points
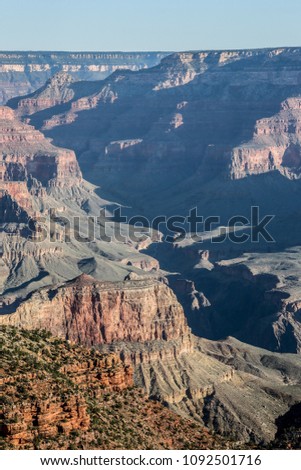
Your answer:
(11, 47), (301, 220)
(0, 51), (169, 104)
(0, 327), (132, 448)
(0, 275), (190, 350)
(3, 48), (301, 446)
(0, 105), (81, 203)
(1, 274), (301, 444)
(0, 104), (161, 314)
(230, 97), (301, 179)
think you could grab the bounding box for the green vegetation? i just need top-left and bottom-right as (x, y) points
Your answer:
(0, 326), (230, 450)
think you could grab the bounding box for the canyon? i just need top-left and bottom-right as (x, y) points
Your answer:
(11, 47), (301, 220)
(0, 51), (168, 105)
(0, 105), (160, 315)
(1, 48), (301, 449)
(1, 326), (228, 450)
(12, 47), (301, 353)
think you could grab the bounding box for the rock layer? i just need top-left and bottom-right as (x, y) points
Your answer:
(230, 97), (301, 179)
(0, 106), (81, 202)
(12, 47), (301, 222)
(0, 275), (190, 349)
(0, 327), (130, 448)
(1, 275), (301, 444)
(0, 51), (169, 104)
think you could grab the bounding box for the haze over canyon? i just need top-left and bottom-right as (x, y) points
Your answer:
(1, 47), (301, 450)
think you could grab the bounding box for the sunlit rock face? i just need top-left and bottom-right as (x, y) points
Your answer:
(10, 47), (301, 221)
(230, 97), (301, 179)
(0, 51), (169, 104)
(0, 105), (81, 195)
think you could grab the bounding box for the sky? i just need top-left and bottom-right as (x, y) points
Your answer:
(1, 0), (301, 52)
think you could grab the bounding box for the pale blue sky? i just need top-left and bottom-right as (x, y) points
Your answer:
(1, 0), (301, 51)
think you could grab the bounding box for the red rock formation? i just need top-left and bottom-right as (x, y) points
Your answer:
(2, 396), (90, 447)
(0, 105), (81, 215)
(0, 275), (190, 350)
(0, 328), (133, 448)
(15, 72), (75, 116)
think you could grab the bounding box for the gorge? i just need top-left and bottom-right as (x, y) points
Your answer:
(1, 48), (301, 449)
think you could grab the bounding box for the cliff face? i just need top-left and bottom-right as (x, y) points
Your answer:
(182, 249), (301, 354)
(0, 327), (231, 451)
(0, 105), (81, 199)
(0, 327), (133, 448)
(0, 104), (162, 319)
(0, 51), (169, 104)
(0, 275), (190, 349)
(12, 72), (76, 116)
(215, 252), (301, 353)
(3, 48), (301, 447)
(2, 275), (301, 445)
(230, 97), (301, 179)
(11, 47), (301, 219)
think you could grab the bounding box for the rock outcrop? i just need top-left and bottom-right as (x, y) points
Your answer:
(187, 249), (301, 353)
(0, 51), (169, 104)
(12, 72), (75, 116)
(230, 97), (301, 179)
(0, 104), (162, 320)
(0, 275), (190, 350)
(168, 277), (212, 335)
(0, 106), (81, 200)
(1, 275), (301, 444)
(0, 326), (229, 450)
(3, 48), (301, 447)
(10, 47), (301, 224)
(0, 327), (133, 447)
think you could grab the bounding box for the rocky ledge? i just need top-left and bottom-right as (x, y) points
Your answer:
(230, 97), (301, 179)
(0, 106), (81, 205)
(0, 274), (190, 350)
(0, 51), (169, 104)
(0, 326), (227, 450)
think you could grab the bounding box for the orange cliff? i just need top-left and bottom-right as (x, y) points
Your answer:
(0, 106), (81, 188)
(0, 275), (193, 363)
(0, 327), (133, 448)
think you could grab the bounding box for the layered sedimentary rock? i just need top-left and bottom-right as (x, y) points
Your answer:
(0, 51), (169, 104)
(230, 97), (301, 179)
(2, 395), (90, 447)
(11, 47), (301, 220)
(213, 250), (301, 353)
(0, 104), (161, 315)
(180, 248), (301, 354)
(12, 72), (75, 116)
(3, 49), (301, 447)
(0, 327), (131, 448)
(1, 275), (301, 444)
(0, 105), (81, 201)
(1, 328), (229, 451)
(0, 275), (190, 349)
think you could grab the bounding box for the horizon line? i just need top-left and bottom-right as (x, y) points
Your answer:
(1, 46), (301, 54)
